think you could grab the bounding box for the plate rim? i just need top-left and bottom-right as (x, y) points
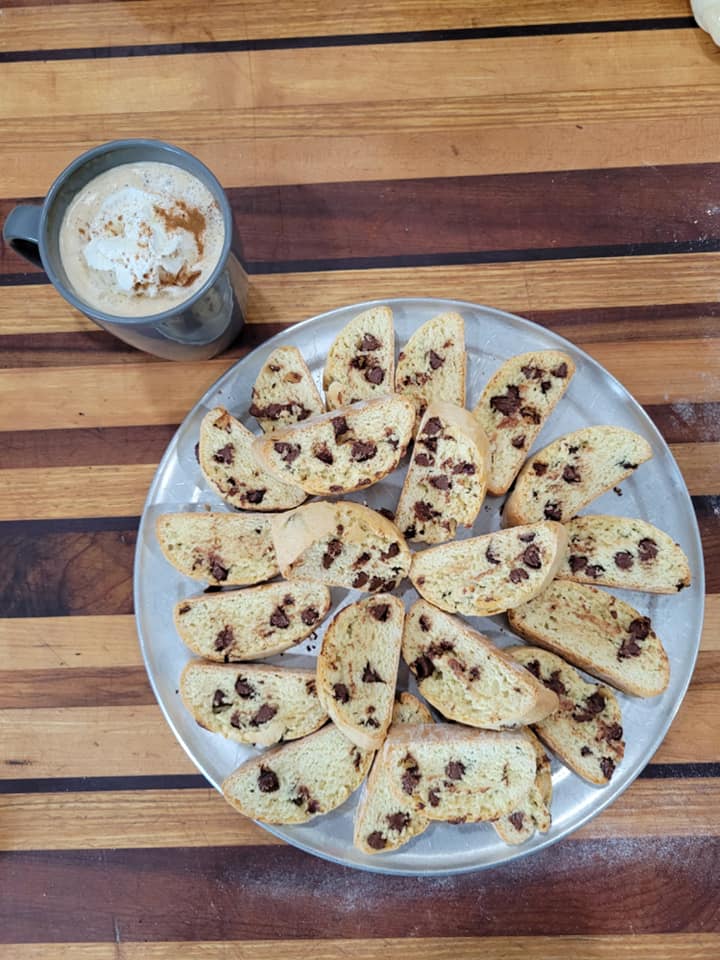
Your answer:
(134, 295), (706, 876)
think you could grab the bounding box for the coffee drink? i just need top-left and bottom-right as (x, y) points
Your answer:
(59, 161), (225, 317)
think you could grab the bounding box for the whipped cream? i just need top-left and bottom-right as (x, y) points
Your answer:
(82, 186), (204, 297)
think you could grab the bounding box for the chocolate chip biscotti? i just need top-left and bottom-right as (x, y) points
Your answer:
(395, 311), (466, 426)
(323, 305), (395, 408)
(493, 729), (553, 845)
(249, 345), (325, 433)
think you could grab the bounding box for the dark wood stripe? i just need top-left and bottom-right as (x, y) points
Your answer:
(646, 403), (720, 444)
(0, 666), (153, 709)
(4, 165), (720, 278)
(0, 18), (698, 64)
(1, 837), (716, 941)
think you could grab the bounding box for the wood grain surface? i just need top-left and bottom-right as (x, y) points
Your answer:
(1, 1), (718, 956)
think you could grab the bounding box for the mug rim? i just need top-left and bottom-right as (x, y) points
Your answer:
(39, 138), (234, 327)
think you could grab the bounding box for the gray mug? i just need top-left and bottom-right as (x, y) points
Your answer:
(3, 139), (247, 360)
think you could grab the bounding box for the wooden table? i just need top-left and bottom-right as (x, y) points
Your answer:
(1, 1), (719, 956)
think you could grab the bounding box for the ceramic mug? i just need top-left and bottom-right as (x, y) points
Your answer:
(3, 139), (247, 360)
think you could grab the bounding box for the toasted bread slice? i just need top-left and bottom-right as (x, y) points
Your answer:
(353, 693), (433, 854)
(180, 661), (327, 747)
(323, 305), (395, 408)
(508, 581), (670, 697)
(249, 346), (325, 433)
(317, 594), (404, 750)
(395, 312), (466, 426)
(493, 729), (553, 844)
(382, 725), (536, 822)
(199, 407), (306, 511)
(156, 512), (279, 586)
(402, 600), (558, 728)
(173, 580), (331, 661)
(473, 350), (575, 495)
(271, 500), (411, 593)
(409, 521), (567, 616)
(221, 723), (373, 824)
(394, 402), (490, 544)
(509, 646), (625, 785)
(503, 426), (652, 526)
(557, 514), (692, 594)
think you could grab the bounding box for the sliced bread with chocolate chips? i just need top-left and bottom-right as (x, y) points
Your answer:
(354, 693), (433, 855)
(173, 580), (331, 661)
(509, 646), (625, 785)
(271, 500), (411, 593)
(409, 521), (567, 617)
(503, 426), (653, 526)
(382, 725), (536, 823)
(402, 600), (558, 728)
(493, 729), (552, 845)
(394, 402), (490, 544)
(557, 514), (692, 594)
(508, 580), (670, 697)
(221, 723), (373, 824)
(472, 350), (575, 496)
(323, 305), (395, 408)
(180, 661), (328, 747)
(395, 312), (466, 425)
(249, 346), (325, 433)
(198, 407), (306, 511)
(156, 512), (279, 586)
(253, 395), (415, 496)
(317, 594), (405, 750)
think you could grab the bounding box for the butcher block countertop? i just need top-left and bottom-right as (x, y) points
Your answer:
(0, 1), (718, 957)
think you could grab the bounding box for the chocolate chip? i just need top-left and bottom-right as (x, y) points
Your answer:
(213, 443), (234, 465)
(332, 416), (349, 439)
(521, 364), (544, 380)
(551, 362), (568, 378)
(365, 366), (384, 385)
(368, 575), (387, 592)
(522, 544), (542, 569)
(273, 441), (301, 463)
(245, 489), (266, 504)
(307, 798), (321, 814)
(533, 462), (548, 476)
(322, 538), (343, 568)
(415, 452), (433, 467)
(428, 789), (441, 807)
(364, 716), (380, 728)
(301, 606), (319, 625)
(614, 486), (623, 496)
(230, 677), (254, 702)
(361, 333), (381, 351)
(403, 524), (417, 540)
(573, 691), (606, 722)
(423, 417), (443, 436)
(430, 475), (451, 491)
(419, 436), (438, 453)
(193, 442), (200, 463)
(428, 350), (444, 370)
(519, 532), (536, 542)
(352, 572), (369, 589)
(283, 595), (295, 606)
(401, 767), (421, 795)
(509, 811), (525, 831)
(614, 551), (634, 570)
(366, 831), (387, 850)
(452, 461), (476, 475)
(257, 766), (279, 793)
(212, 689), (232, 713)
(621, 461), (638, 470)
(305, 679), (316, 696)
(521, 406), (541, 424)
(606, 722), (623, 741)
(250, 704), (277, 726)
(445, 760), (465, 781)
(543, 669), (567, 696)
(362, 663), (384, 683)
(428, 640), (455, 657)
(511, 435), (526, 449)
(270, 607), (290, 628)
(351, 440), (377, 461)
(585, 563), (605, 579)
(419, 614), (431, 632)
(177, 603), (191, 615)
(333, 683), (350, 703)
(329, 484), (343, 492)
(370, 603), (391, 622)
(562, 465), (581, 483)
(469, 665), (482, 681)
(540, 381), (551, 393)
(490, 385), (521, 416)
(314, 444), (334, 465)
(380, 542), (400, 561)
(638, 538), (658, 561)
(485, 543), (501, 565)
(378, 507), (395, 522)
(509, 568), (529, 583)
(580, 746), (592, 757)
(215, 626), (234, 651)
(525, 659), (541, 679)
(414, 501), (439, 521)
(544, 501), (562, 521)
(412, 655), (435, 679)
(569, 555), (588, 573)
(387, 811), (411, 832)
(600, 757), (616, 780)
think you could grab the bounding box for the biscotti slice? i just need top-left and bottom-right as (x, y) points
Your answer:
(472, 350), (575, 495)
(410, 521), (567, 616)
(253, 395), (415, 495)
(249, 346), (325, 433)
(503, 426), (653, 526)
(403, 600), (558, 728)
(322, 305), (395, 408)
(317, 594), (404, 750)
(557, 514), (692, 594)
(509, 646), (625, 785)
(199, 407), (306, 511)
(180, 661), (327, 747)
(382, 725), (536, 822)
(156, 512), (279, 586)
(173, 581), (331, 661)
(271, 500), (411, 593)
(394, 402), (490, 544)
(353, 693), (433, 854)
(494, 729), (552, 844)
(221, 723), (373, 824)
(395, 312), (466, 425)
(508, 580), (670, 697)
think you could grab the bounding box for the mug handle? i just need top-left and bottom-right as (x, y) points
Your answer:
(3, 204), (43, 268)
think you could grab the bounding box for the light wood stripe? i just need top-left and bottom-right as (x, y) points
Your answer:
(1, 778), (717, 852)
(1, 936), (718, 960)
(0, 0), (689, 54)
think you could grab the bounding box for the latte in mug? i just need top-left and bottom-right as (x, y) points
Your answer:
(59, 161), (225, 318)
